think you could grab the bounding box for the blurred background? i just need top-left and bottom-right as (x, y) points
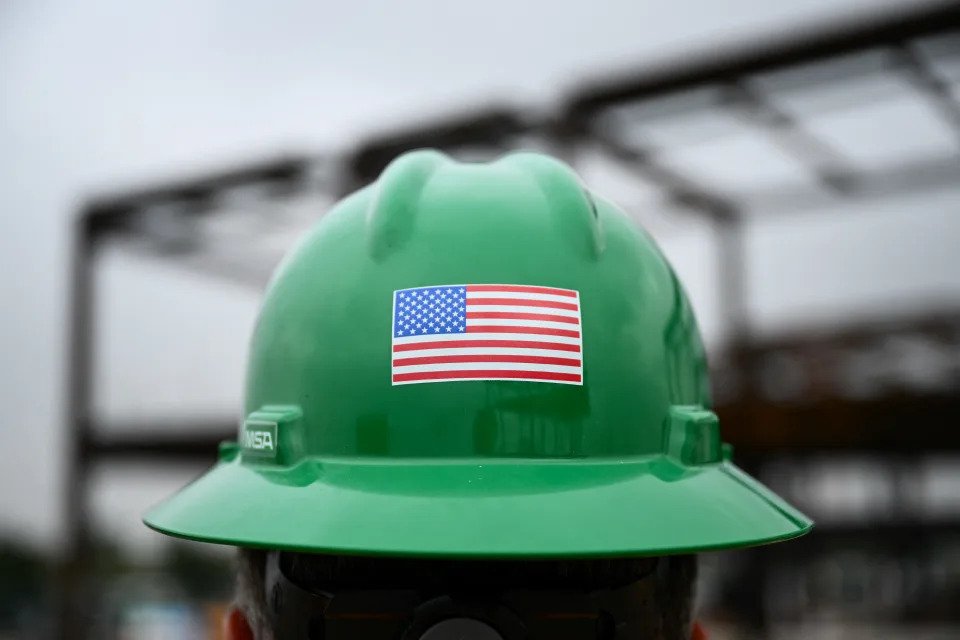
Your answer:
(2, 0), (960, 638)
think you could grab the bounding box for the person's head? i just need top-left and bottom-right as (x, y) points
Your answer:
(145, 150), (811, 639)
(226, 548), (698, 640)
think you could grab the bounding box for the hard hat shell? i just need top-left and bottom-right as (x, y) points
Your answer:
(144, 150), (811, 558)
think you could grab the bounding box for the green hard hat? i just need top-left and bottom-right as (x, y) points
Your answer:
(144, 150), (812, 558)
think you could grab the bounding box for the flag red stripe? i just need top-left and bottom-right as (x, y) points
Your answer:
(393, 370), (582, 383)
(393, 339), (581, 353)
(466, 311), (579, 325)
(468, 297), (579, 311)
(467, 284), (577, 298)
(393, 354), (582, 367)
(467, 325), (580, 338)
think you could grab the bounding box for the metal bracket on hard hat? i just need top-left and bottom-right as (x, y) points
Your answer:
(665, 406), (722, 466)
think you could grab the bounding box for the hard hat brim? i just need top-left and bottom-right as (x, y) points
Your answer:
(143, 455), (811, 558)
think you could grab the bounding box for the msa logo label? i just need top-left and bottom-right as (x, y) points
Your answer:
(243, 430), (274, 451)
(241, 421), (278, 458)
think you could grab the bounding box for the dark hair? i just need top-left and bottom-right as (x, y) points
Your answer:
(235, 548), (697, 640)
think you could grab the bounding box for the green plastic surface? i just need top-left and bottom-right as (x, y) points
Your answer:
(144, 151), (812, 557)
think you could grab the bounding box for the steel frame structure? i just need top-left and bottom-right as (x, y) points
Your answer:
(60, 2), (960, 637)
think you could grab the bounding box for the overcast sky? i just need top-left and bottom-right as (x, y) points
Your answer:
(1, 0), (957, 556)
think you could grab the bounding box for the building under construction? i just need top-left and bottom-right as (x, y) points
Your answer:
(62, 2), (960, 638)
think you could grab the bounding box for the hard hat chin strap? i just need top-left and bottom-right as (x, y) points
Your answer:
(264, 550), (684, 639)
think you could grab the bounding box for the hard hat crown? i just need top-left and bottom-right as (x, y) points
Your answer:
(244, 150), (709, 461)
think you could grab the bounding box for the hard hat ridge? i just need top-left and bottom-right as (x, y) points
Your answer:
(505, 152), (605, 259)
(367, 149), (448, 261)
(368, 150), (605, 262)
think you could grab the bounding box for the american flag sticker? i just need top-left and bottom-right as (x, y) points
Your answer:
(391, 284), (583, 385)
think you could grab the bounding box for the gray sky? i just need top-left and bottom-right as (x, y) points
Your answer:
(1, 0), (957, 557)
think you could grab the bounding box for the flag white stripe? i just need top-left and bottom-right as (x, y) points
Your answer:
(463, 304), (580, 317)
(464, 318), (579, 330)
(393, 362), (581, 374)
(394, 332), (582, 345)
(393, 375), (582, 386)
(466, 291), (579, 305)
(392, 347), (581, 359)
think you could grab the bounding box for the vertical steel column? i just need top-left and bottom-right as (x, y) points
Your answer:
(713, 212), (771, 635)
(57, 213), (97, 640)
(715, 214), (750, 352)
